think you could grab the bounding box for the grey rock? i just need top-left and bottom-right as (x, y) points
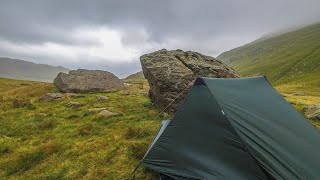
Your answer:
(67, 101), (82, 108)
(54, 69), (124, 93)
(39, 93), (63, 101)
(99, 110), (119, 118)
(96, 95), (108, 101)
(303, 104), (320, 120)
(140, 49), (239, 111)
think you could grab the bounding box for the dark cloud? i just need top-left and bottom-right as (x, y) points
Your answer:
(0, 0), (320, 77)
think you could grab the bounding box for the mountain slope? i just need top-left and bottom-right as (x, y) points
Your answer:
(0, 58), (70, 82)
(217, 23), (320, 93)
(124, 71), (145, 82)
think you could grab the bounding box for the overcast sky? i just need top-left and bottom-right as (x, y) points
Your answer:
(1, 0), (320, 77)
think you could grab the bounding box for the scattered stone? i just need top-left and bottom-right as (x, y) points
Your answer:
(292, 92), (305, 96)
(39, 93), (63, 101)
(67, 101), (82, 108)
(99, 110), (119, 118)
(96, 95), (108, 101)
(140, 49), (239, 112)
(53, 69), (124, 93)
(88, 107), (107, 113)
(303, 104), (320, 120)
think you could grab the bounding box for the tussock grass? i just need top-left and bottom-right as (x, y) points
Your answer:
(0, 78), (161, 179)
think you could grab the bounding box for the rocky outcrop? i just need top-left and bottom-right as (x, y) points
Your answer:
(54, 69), (124, 93)
(140, 49), (239, 111)
(303, 104), (320, 120)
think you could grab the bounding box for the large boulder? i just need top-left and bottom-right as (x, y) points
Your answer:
(140, 49), (239, 111)
(54, 69), (124, 93)
(303, 104), (320, 120)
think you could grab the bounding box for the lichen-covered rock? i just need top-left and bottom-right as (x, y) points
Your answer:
(96, 95), (108, 101)
(39, 93), (63, 101)
(303, 104), (320, 120)
(54, 69), (124, 93)
(67, 101), (82, 108)
(99, 110), (119, 118)
(140, 49), (239, 112)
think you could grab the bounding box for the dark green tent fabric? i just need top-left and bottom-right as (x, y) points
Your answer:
(142, 76), (320, 180)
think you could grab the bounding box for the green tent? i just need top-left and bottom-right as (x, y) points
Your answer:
(142, 76), (320, 180)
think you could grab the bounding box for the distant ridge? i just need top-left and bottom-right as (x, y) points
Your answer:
(0, 57), (70, 82)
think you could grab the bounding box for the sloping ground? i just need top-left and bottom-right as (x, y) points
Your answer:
(217, 23), (320, 93)
(0, 58), (70, 82)
(0, 78), (168, 179)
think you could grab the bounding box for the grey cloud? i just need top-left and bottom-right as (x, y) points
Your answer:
(0, 0), (320, 76)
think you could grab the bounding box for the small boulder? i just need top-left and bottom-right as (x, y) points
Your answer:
(54, 69), (124, 93)
(303, 104), (320, 120)
(39, 93), (63, 101)
(99, 110), (119, 118)
(96, 95), (108, 101)
(67, 101), (82, 108)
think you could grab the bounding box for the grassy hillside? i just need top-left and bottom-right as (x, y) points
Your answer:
(124, 71), (145, 82)
(0, 58), (70, 82)
(217, 23), (320, 94)
(0, 78), (171, 179)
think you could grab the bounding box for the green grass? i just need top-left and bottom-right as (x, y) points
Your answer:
(217, 23), (320, 123)
(218, 23), (320, 87)
(0, 78), (165, 179)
